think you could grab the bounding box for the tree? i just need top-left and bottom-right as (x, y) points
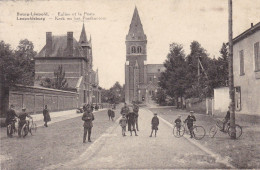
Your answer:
(185, 41), (211, 99)
(40, 65), (69, 90)
(100, 82), (125, 104)
(0, 40), (37, 116)
(152, 88), (167, 106)
(159, 43), (188, 108)
(53, 65), (68, 89)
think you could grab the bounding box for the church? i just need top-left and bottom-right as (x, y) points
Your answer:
(34, 24), (101, 107)
(125, 7), (165, 104)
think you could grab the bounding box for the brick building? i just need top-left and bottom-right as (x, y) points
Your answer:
(125, 7), (165, 104)
(34, 24), (101, 107)
(233, 22), (260, 115)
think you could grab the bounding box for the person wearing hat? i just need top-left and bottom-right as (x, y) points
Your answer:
(221, 106), (231, 132)
(18, 107), (32, 137)
(82, 104), (95, 143)
(150, 113), (159, 137)
(5, 105), (18, 137)
(184, 111), (196, 138)
(43, 105), (51, 127)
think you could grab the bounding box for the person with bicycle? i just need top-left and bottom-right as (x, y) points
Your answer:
(5, 105), (18, 137)
(18, 107), (32, 137)
(221, 106), (231, 132)
(184, 111), (196, 138)
(174, 115), (182, 135)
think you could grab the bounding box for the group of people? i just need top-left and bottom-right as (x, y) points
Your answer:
(119, 102), (139, 137)
(5, 104), (51, 138)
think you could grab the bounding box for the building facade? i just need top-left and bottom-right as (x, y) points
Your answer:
(125, 8), (165, 104)
(34, 24), (101, 107)
(233, 22), (260, 115)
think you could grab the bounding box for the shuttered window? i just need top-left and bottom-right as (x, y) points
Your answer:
(254, 42), (260, 71)
(239, 50), (245, 75)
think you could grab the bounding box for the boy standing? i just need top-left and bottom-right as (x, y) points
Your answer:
(174, 115), (182, 135)
(184, 111), (196, 138)
(150, 113), (159, 137)
(119, 114), (127, 136)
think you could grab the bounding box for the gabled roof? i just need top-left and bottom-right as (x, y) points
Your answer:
(35, 35), (84, 58)
(126, 7), (146, 41)
(233, 22), (260, 45)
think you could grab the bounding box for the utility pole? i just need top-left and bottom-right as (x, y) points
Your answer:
(228, 0), (236, 139)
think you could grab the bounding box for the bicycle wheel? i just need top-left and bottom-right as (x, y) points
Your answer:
(227, 124), (242, 139)
(7, 125), (12, 137)
(32, 123), (37, 133)
(173, 125), (185, 138)
(209, 126), (218, 138)
(193, 126), (206, 140)
(21, 124), (28, 137)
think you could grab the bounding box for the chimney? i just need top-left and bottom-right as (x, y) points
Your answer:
(46, 32), (52, 57)
(67, 32), (73, 57)
(251, 23), (254, 28)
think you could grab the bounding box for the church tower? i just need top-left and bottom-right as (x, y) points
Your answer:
(125, 7), (147, 103)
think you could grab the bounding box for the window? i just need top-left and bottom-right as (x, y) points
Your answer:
(254, 42), (260, 71)
(131, 46), (136, 53)
(149, 77), (152, 82)
(239, 50), (245, 75)
(235, 86), (241, 111)
(137, 46), (142, 53)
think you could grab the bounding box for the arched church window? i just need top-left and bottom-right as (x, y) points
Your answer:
(137, 46), (142, 53)
(131, 46), (136, 53)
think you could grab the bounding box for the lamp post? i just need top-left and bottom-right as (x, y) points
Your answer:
(228, 0), (236, 139)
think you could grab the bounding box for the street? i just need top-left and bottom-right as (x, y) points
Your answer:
(45, 108), (229, 169)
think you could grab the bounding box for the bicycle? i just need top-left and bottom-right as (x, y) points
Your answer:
(209, 119), (242, 139)
(19, 118), (36, 137)
(173, 122), (206, 140)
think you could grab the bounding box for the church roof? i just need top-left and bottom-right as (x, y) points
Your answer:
(126, 7), (146, 41)
(146, 64), (165, 73)
(36, 35), (84, 58)
(79, 23), (88, 43)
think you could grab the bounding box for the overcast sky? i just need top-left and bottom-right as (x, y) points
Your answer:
(0, 0), (259, 89)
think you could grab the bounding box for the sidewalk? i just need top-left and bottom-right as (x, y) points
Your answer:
(31, 108), (107, 127)
(148, 107), (260, 169)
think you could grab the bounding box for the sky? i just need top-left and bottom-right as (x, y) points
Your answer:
(0, 0), (260, 89)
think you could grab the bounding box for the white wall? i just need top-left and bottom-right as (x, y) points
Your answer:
(214, 87), (229, 113)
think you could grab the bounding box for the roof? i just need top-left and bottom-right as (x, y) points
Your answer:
(233, 22), (260, 45)
(146, 64), (165, 73)
(126, 7), (146, 41)
(35, 35), (85, 58)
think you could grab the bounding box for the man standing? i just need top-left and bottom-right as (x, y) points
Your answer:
(120, 103), (129, 116)
(43, 105), (51, 127)
(133, 103), (139, 131)
(82, 104), (95, 143)
(5, 105), (18, 137)
(150, 113), (159, 137)
(18, 107), (32, 137)
(127, 107), (138, 136)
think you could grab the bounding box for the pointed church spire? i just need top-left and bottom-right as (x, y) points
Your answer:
(127, 7), (146, 40)
(79, 23), (88, 43)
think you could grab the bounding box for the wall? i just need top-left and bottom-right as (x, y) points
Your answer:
(8, 85), (78, 115)
(233, 30), (260, 115)
(214, 87), (229, 114)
